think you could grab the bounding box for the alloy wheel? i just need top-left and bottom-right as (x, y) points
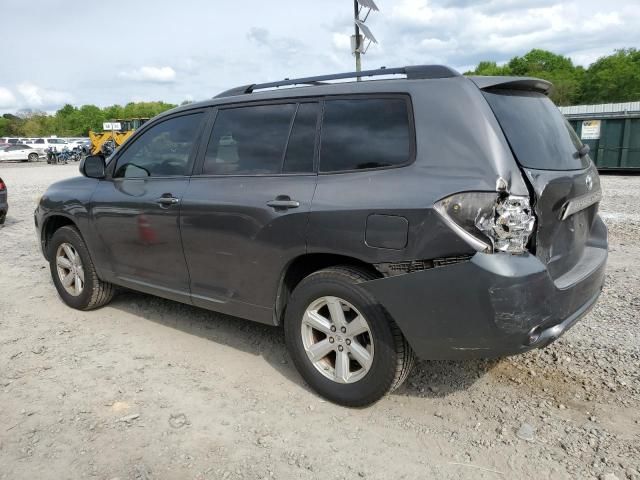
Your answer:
(56, 243), (84, 296)
(300, 296), (374, 384)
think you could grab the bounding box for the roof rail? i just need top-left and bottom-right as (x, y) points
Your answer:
(214, 64), (460, 98)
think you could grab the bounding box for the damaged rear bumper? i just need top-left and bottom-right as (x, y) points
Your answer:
(362, 245), (607, 360)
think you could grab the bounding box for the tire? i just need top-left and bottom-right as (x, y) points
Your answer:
(0, 211), (6, 225)
(28, 153), (38, 162)
(48, 225), (115, 310)
(284, 266), (415, 407)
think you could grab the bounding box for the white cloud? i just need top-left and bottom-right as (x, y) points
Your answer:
(0, 87), (17, 108)
(357, 0), (640, 71)
(332, 33), (351, 50)
(1, 0), (640, 112)
(119, 66), (177, 83)
(16, 83), (73, 108)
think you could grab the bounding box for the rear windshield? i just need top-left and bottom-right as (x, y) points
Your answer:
(483, 90), (589, 171)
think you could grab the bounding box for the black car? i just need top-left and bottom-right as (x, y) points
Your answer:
(34, 65), (607, 406)
(0, 177), (7, 224)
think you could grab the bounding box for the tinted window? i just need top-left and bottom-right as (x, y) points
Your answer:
(483, 90), (589, 170)
(203, 104), (296, 175)
(114, 113), (203, 178)
(283, 103), (319, 173)
(35, 139), (44, 144)
(320, 98), (411, 172)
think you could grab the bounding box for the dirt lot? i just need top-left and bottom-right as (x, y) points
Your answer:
(1, 162), (638, 480)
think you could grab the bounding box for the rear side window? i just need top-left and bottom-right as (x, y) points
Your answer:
(319, 98), (411, 172)
(483, 90), (589, 170)
(203, 104), (296, 175)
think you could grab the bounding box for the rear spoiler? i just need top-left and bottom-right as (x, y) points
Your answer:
(468, 76), (552, 95)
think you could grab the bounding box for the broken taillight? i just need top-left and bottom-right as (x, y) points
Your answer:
(434, 191), (535, 254)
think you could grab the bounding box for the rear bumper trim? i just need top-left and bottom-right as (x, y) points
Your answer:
(560, 189), (602, 220)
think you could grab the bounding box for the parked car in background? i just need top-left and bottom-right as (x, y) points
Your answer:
(35, 64), (607, 406)
(27, 138), (70, 154)
(64, 138), (88, 150)
(0, 176), (7, 224)
(0, 144), (42, 162)
(78, 139), (92, 153)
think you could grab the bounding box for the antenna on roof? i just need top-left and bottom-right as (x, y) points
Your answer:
(353, 0), (379, 79)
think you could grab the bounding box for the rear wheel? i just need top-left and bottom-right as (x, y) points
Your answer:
(48, 225), (115, 310)
(284, 266), (415, 407)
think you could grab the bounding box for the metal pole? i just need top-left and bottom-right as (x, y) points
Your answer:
(353, 0), (361, 77)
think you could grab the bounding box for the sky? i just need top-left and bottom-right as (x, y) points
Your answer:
(0, 0), (638, 113)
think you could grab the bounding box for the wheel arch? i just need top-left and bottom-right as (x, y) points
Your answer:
(41, 214), (78, 260)
(273, 253), (381, 326)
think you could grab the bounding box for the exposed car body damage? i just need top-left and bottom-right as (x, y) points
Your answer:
(362, 245), (606, 360)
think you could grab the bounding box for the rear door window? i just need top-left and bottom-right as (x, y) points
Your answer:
(203, 104), (296, 175)
(483, 90), (589, 170)
(319, 98), (411, 172)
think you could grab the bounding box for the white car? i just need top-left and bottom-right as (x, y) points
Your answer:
(27, 138), (70, 154)
(63, 138), (87, 150)
(0, 144), (43, 162)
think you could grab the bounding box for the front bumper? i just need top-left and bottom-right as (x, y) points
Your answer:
(34, 206), (46, 257)
(363, 243), (607, 360)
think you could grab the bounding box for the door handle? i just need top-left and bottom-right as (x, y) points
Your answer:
(267, 198), (300, 209)
(156, 196), (180, 206)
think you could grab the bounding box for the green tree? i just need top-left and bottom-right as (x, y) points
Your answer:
(507, 49), (575, 75)
(507, 49), (582, 105)
(0, 101), (176, 138)
(1, 113), (23, 136)
(581, 48), (640, 103)
(465, 61), (511, 76)
(0, 117), (10, 136)
(77, 105), (105, 135)
(467, 49), (586, 105)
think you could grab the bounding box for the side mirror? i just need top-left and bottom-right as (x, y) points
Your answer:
(80, 155), (106, 179)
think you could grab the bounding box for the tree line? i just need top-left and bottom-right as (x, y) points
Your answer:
(1, 48), (639, 138)
(0, 101), (179, 138)
(466, 48), (640, 106)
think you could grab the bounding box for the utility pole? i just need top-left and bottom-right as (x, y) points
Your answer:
(353, 0), (362, 74)
(351, 0), (378, 76)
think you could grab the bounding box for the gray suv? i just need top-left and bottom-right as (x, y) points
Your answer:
(35, 65), (607, 406)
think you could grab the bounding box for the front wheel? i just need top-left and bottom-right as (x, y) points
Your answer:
(28, 153), (38, 162)
(284, 266), (415, 407)
(48, 225), (115, 310)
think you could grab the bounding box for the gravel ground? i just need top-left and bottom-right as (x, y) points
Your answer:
(0, 162), (638, 480)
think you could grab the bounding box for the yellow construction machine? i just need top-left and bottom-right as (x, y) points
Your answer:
(88, 118), (149, 155)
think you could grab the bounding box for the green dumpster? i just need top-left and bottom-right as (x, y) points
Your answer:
(561, 102), (640, 170)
